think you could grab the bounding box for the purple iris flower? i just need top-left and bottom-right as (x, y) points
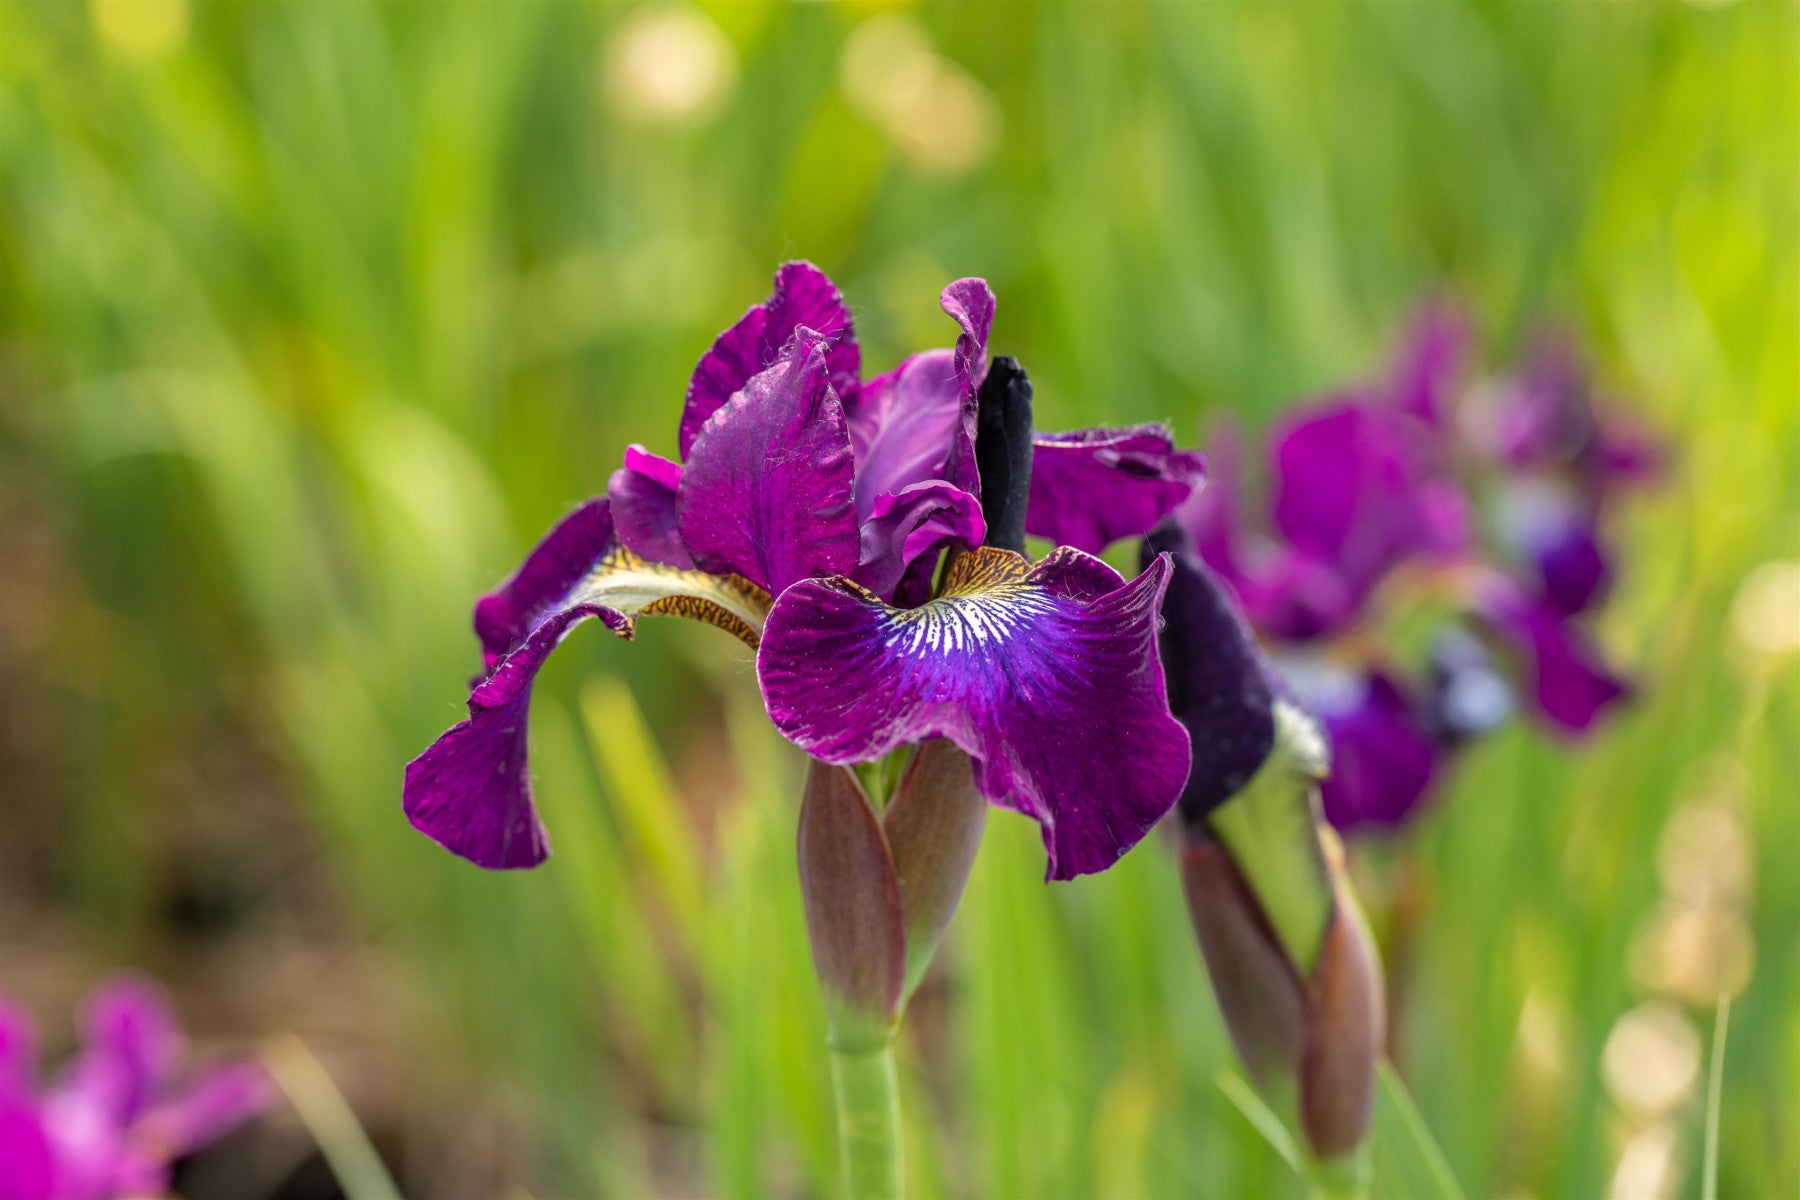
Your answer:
(0, 979), (269, 1200)
(404, 262), (1204, 881)
(1166, 303), (1655, 831)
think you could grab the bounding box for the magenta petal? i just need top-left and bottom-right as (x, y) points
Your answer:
(135, 1062), (271, 1158)
(677, 329), (860, 595)
(1025, 424), (1207, 554)
(680, 262), (859, 457)
(854, 482), (985, 600)
(1481, 585), (1630, 734)
(759, 547), (1190, 880)
(66, 979), (182, 1128)
(0, 1088), (52, 1200)
(608, 444), (692, 568)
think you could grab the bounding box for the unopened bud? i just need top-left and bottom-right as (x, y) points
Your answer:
(1299, 868), (1384, 1160)
(797, 762), (906, 1046)
(1178, 833), (1305, 1087)
(882, 739), (987, 999)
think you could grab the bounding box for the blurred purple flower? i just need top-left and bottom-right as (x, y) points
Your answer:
(405, 263), (1203, 880)
(0, 979), (269, 1200)
(1164, 305), (1657, 832)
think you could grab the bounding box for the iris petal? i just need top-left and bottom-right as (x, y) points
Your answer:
(758, 546), (1189, 881)
(607, 444), (691, 568)
(677, 329), (861, 596)
(406, 500), (770, 869)
(854, 481), (985, 600)
(1479, 581), (1629, 734)
(680, 261), (859, 457)
(1026, 424), (1207, 554)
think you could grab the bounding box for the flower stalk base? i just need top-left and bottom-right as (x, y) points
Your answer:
(828, 1036), (902, 1200)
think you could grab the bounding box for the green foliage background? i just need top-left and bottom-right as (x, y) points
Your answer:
(0, 0), (1793, 1195)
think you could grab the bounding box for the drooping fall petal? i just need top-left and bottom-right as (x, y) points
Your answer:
(406, 500), (770, 869)
(758, 546), (1189, 880)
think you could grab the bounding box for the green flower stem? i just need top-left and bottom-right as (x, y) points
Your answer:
(828, 1034), (903, 1200)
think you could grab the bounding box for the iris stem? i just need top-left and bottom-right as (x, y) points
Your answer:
(827, 1034), (902, 1200)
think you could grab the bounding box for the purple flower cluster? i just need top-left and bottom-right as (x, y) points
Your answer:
(1170, 306), (1660, 831)
(0, 979), (269, 1200)
(405, 264), (1207, 880)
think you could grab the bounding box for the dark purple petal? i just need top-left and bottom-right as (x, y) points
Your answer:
(937, 278), (998, 497)
(677, 330), (861, 596)
(758, 546), (1190, 881)
(679, 261), (860, 457)
(1493, 335), (1591, 471)
(607, 445), (691, 569)
(1026, 425), (1208, 554)
(854, 481), (984, 600)
(409, 501), (771, 869)
(1390, 302), (1468, 429)
(1277, 662), (1440, 831)
(1480, 583), (1630, 734)
(1143, 521), (1276, 825)
(134, 1062), (271, 1158)
(1498, 482), (1612, 616)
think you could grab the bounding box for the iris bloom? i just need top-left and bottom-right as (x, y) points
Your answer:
(0, 979), (269, 1200)
(404, 263), (1205, 880)
(1176, 306), (1656, 831)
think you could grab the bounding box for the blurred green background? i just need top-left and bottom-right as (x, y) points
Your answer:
(0, 0), (1794, 1196)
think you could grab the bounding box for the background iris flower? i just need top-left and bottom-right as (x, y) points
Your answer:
(0, 979), (268, 1200)
(1177, 307), (1660, 831)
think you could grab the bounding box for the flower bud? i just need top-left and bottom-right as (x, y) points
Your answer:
(882, 739), (988, 999)
(797, 762), (906, 1046)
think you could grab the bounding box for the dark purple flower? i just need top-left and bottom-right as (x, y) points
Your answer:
(406, 263), (1200, 879)
(1486, 333), (1664, 500)
(0, 980), (270, 1200)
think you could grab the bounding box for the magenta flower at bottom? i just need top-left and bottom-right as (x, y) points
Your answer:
(0, 980), (269, 1200)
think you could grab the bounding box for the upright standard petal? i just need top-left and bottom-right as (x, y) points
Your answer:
(1027, 424), (1207, 554)
(1143, 521), (1275, 824)
(607, 444), (691, 568)
(937, 278), (998, 496)
(64, 979), (183, 1127)
(1390, 302), (1468, 429)
(759, 546), (1190, 881)
(680, 262), (859, 456)
(677, 330), (861, 596)
(406, 500), (771, 869)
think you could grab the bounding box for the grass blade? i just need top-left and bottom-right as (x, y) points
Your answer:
(1703, 995), (1731, 1200)
(264, 1034), (403, 1200)
(1375, 1061), (1465, 1200)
